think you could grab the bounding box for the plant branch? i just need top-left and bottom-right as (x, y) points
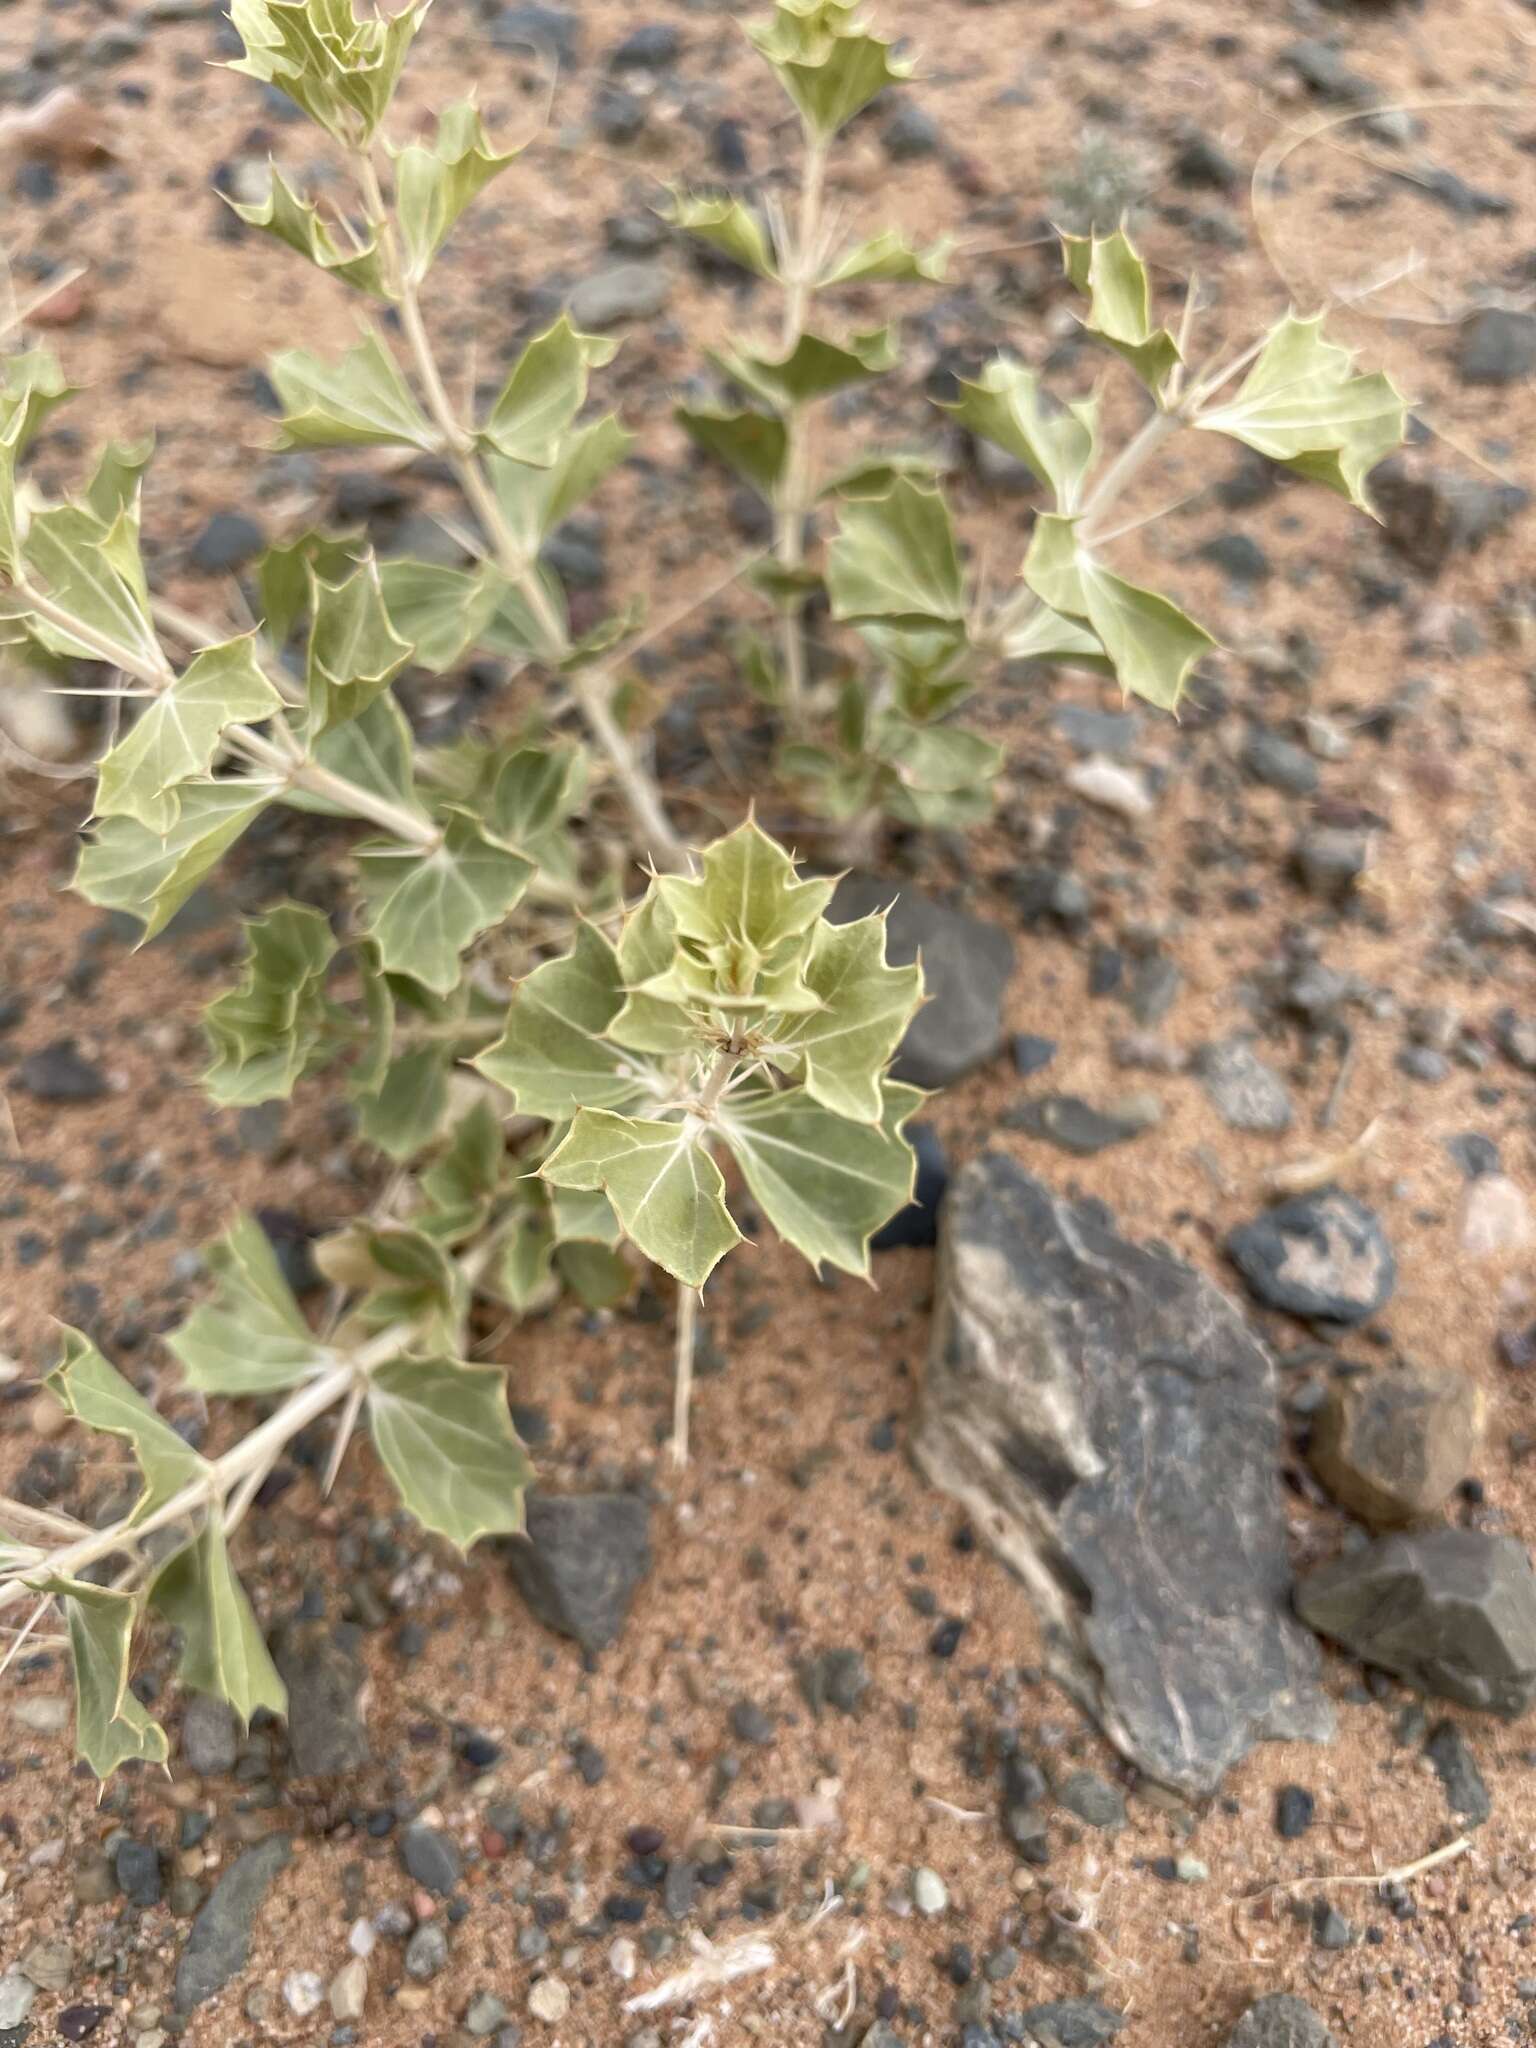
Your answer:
(670, 1283), (699, 1468)
(772, 130), (830, 734)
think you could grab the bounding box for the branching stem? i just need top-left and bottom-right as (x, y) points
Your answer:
(772, 131), (830, 734)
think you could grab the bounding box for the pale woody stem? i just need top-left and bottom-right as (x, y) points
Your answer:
(773, 132), (829, 734)
(667, 1042), (739, 1467)
(356, 154), (691, 875)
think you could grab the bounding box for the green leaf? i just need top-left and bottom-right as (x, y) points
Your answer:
(45, 1330), (206, 1522)
(655, 816), (835, 981)
(717, 1079), (920, 1277)
(342, 1222), (468, 1344)
(666, 190), (777, 278)
(553, 1238), (632, 1309)
(168, 1213), (324, 1395)
(475, 921), (641, 1121)
(306, 554), (415, 731)
(561, 593), (643, 672)
(821, 450), (944, 500)
(22, 501), (160, 672)
(1194, 310), (1406, 516)
(226, 164), (390, 295)
(826, 477), (965, 625)
(356, 809), (533, 996)
(417, 1098), (506, 1240)
(0, 404), (28, 567)
(942, 359), (1098, 511)
(497, 1211), (555, 1311)
(1022, 512), (1214, 711)
(286, 692), (430, 823)
(203, 902), (338, 1106)
(543, 1110), (742, 1288)
(608, 890), (698, 1056)
(766, 912), (923, 1123)
(716, 325), (898, 410)
(481, 317), (618, 466)
(875, 719), (1002, 825)
(998, 599), (1111, 671)
(485, 414), (634, 553)
(37, 1576), (167, 1778)
(271, 332), (435, 451)
(228, 0), (428, 145)
(375, 557), (503, 674)
(95, 635), (282, 834)
(368, 1355), (531, 1550)
(256, 528), (364, 649)
(84, 437), (155, 525)
(1, 345), (73, 455)
(746, 0), (915, 138)
(150, 1520), (286, 1725)
(391, 100), (519, 281)
(1059, 228), (1180, 398)
(676, 403), (787, 497)
(349, 942), (395, 1095)
(355, 1042), (452, 1160)
(820, 227), (951, 288)
(483, 740), (586, 852)
(74, 778), (274, 942)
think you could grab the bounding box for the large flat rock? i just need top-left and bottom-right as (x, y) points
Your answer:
(913, 1155), (1331, 1794)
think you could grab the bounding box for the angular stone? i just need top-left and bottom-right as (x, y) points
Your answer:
(1227, 1993), (1337, 2048)
(180, 1693), (238, 1776)
(1008, 1092), (1160, 1156)
(1227, 1190), (1395, 1324)
(1372, 456), (1528, 578)
(175, 1836), (291, 2011)
(1424, 1719), (1490, 1825)
(568, 260), (671, 328)
(506, 1492), (652, 1654)
(271, 1619), (370, 1776)
(1020, 1999), (1126, 2048)
(1308, 1367), (1484, 1527)
(830, 875), (1014, 1087)
(399, 1823), (461, 1897)
(1295, 1528), (1536, 1716)
(1196, 1038), (1293, 1133)
(913, 1156), (1330, 1795)
(1459, 308), (1536, 386)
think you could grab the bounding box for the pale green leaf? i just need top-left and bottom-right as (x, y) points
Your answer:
(942, 359), (1098, 511)
(821, 450), (945, 500)
(84, 437), (155, 525)
(227, 0), (428, 145)
(1194, 310), (1406, 516)
(485, 414), (633, 554)
(717, 1079), (920, 1277)
(168, 1213), (324, 1395)
(480, 317), (618, 466)
(417, 1098), (506, 1240)
(338, 1222), (468, 1345)
(227, 164), (390, 295)
(826, 477), (964, 624)
(354, 1042), (452, 1160)
(666, 189), (777, 278)
(45, 1329), (206, 1523)
(483, 739), (586, 851)
(655, 816), (834, 970)
(875, 715), (1003, 794)
(716, 325), (897, 411)
(676, 403), (787, 497)
(271, 332), (435, 451)
(368, 1355), (531, 1550)
(542, 1110), (742, 1288)
(820, 227), (951, 288)
(553, 1238), (632, 1308)
(95, 635), (281, 834)
(1059, 227), (1180, 398)
(1, 345), (73, 455)
(998, 599), (1111, 671)
(496, 1211), (554, 1311)
(375, 557), (503, 674)
(392, 100), (519, 281)
(150, 1519), (286, 1725)
(36, 1576), (167, 1778)
(74, 779), (275, 942)
(356, 809), (533, 995)
(22, 501), (160, 672)
(1022, 512), (1215, 711)
(746, 0), (915, 138)
(766, 912), (923, 1123)
(475, 921), (641, 1120)
(256, 528), (364, 649)
(284, 692), (430, 823)
(203, 902), (338, 1106)
(306, 554), (414, 733)
(608, 890), (697, 1055)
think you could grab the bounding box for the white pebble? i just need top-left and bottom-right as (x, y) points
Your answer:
(608, 1935), (638, 1981)
(912, 1866), (948, 1916)
(348, 1917), (376, 1958)
(1064, 754), (1154, 819)
(528, 1976), (571, 2022)
(282, 1969), (324, 2018)
(329, 1958), (368, 2022)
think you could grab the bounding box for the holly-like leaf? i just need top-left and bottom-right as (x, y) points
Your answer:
(1194, 310), (1406, 516)
(942, 359), (1098, 511)
(655, 816), (835, 979)
(820, 228), (951, 288)
(95, 635), (282, 834)
(1, 345), (73, 456)
(1022, 512), (1214, 711)
(717, 1079), (920, 1277)
(747, 0), (915, 138)
(271, 332), (436, 451)
(150, 1520), (286, 1725)
(391, 100), (519, 281)
(22, 501), (160, 673)
(355, 1042), (452, 1160)
(998, 599), (1111, 671)
(875, 718), (1002, 825)
(483, 740), (586, 853)
(286, 692), (430, 824)
(676, 403), (787, 497)
(74, 778), (276, 942)
(542, 1110), (742, 1288)
(37, 1576), (167, 1778)
(228, 0), (428, 146)
(375, 557), (503, 674)
(336, 1223), (468, 1346)
(203, 902), (338, 1106)
(169, 1213), (325, 1395)
(226, 165), (390, 295)
(485, 414), (634, 554)
(767, 912), (923, 1123)
(356, 810), (533, 996)
(417, 1098), (506, 1240)
(821, 450), (944, 500)
(306, 554), (415, 731)
(666, 190), (777, 278)
(368, 1355), (531, 1550)
(481, 317), (618, 466)
(256, 528), (363, 649)
(1060, 228), (1181, 399)
(46, 1330), (207, 1523)
(827, 477), (965, 625)
(475, 922), (642, 1121)
(716, 325), (898, 411)
(608, 890), (698, 1055)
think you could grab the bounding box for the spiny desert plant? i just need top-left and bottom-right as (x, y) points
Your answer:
(0, 0), (1405, 1777)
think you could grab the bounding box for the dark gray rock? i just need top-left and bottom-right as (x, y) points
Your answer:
(271, 1619), (370, 1776)
(1226, 1191), (1395, 1323)
(913, 1157), (1331, 1795)
(871, 1121), (946, 1251)
(1459, 309), (1536, 386)
(1008, 1092), (1160, 1156)
(506, 1492), (652, 1654)
(1196, 1039), (1293, 1134)
(188, 511), (264, 575)
(1242, 731), (1319, 798)
(798, 1647), (870, 1717)
(1199, 532), (1270, 584)
(1312, 1901), (1353, 1950)
(1494, 1007), (1536, 1073)
(1283, 39), (1377, 103)
(881, 102), (943, 159)
(114, 1839), (161, 1907)
(1226, 1995), (1337, 2048)
(180, 1694), (238, 1776)
(1372, 457), (1528, 578)
(1292, 826), (1368, 899)
(1295, 1528), (1536, 1716)
(404, 1922), (449, 1980)
(174, 1836), (291, 2011)
(1274, 1784), (1315, 1839)
(608, 23), (681, 68)
(1424, 1719), (1490, 1825)
(18, 1039), (107, 1101)
(830, 876), (1014, 1088)
(1172, 128), (1241, 191)
(1020, 1999), (1126, 2048)
(568, 261), (671, 328)
(1055, 1770), (1125, 1830)
(490, 3), (580, 62)
(399, 1823), (461, 1896)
